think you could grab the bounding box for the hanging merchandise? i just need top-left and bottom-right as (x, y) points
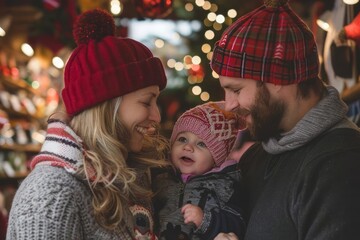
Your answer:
(323, 0), (357, 92)
(133, 0), (173, 18)
(341, 11), (360, 44)
(338, 10), (360, 126)
(43, 0), (61, 11)
(77, 0), (109, 13)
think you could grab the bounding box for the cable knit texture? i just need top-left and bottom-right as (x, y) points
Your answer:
(6, 120), (155, 239)
(262, 86), (358, 154)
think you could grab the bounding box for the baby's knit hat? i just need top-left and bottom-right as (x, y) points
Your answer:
(61, 9), (167, 115)
(211, 0), (319, 85)
(170, 101), (245, 166)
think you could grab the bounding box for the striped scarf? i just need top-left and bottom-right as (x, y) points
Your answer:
(31, 119), (92, 179)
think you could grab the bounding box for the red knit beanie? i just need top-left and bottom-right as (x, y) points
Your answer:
(170, 101), (246, 166)
(211, 0), (319, 85)
(61, 9), (167, 115)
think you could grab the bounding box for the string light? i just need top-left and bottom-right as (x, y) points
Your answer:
(201, 43), (211, 53)
(202, 1), (211, 10)
(192, 85), (202, 95)
(343, 0), (359, 4)
(185, 3), (194, 11)
(207, 12), (217, 22)
(215, 14), (225, 24)
(167, 59), (176, 68)
(204, 30), (215, 40)
(200, 91), (210, 101)
(110, 0), (123, 15)
(21, 43), (34, 57)
(192, 56), (201, 64)
(154, 39), (165, 48)
(227, 9), (237, 18)
(195, 0), (205, 7)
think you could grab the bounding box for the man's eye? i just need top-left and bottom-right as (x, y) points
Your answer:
(197, 142), (207, 148)
(233, 89), (240, 94)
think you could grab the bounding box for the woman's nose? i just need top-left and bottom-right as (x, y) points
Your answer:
(149, 105), (161, 123)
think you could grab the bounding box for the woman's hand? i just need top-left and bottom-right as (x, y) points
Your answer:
(214, 232), (239, 240)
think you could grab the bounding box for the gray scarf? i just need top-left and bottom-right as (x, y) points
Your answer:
(263, 86), (357, 154)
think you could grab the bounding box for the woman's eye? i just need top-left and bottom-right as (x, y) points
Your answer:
(177, 136), (187, 143)
(197, 142), (207, 148)
(141, 101), (151, 107)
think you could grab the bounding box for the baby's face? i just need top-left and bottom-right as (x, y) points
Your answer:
(171, 131), (215, 176)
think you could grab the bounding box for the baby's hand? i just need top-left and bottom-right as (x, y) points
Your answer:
(214, 232), (239, 240)
(181, 203), (204, 228)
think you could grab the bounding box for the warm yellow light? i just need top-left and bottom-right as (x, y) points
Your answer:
(215, 14), (225, 24)
(207, 52), (213, 60)
(212, 70), (219, 78)
(32, 81), (40, 89)
(343, 0), (359, 4)
(213, 22), (222, 31)
(192, 56), (201, 64)
(52, 56), (64, 69)
(21, 43), (34, 57)
(0, 28), (5, 37)
(205, 30), (215, 40)
(316, 19), (330, 31)
(174, 62), (184, 71)
(188, 76), (197, 84)
(207, 12), (216, 22)
(185, 3), (194, 11)
(228, 9), (237, 18)
(202, 1), (211, 10)
(200, 92), (210, 101)
(210, 4), (218, 12)
(192, 86), (202, 95)
(155, 39), (165, 48)
(167, 59), (176, 68)
(195, 0), (205, 7)
(201, 43), (211, 53)
(317, 11), (331, 31)
(110, 0), (123, 15)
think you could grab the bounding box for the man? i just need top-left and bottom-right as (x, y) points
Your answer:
(211, 0), (360, 239)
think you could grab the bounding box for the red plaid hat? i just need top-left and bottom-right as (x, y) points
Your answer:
(211, 0), (319, 85)
(170, 101), (246, 166)
(62, 9), (167, 115)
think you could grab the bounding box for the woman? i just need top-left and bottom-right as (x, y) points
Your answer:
(6, 9), (168, 239)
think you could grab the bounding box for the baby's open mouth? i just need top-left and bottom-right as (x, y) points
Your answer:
(181, 156), (194, 163)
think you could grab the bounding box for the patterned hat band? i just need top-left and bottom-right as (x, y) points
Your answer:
(211, 44), (320, 85)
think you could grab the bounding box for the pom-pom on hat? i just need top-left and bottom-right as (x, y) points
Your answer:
(211, 0), (319, 85)
(170, 101), (246, 166)
(62, 9), (167, 115)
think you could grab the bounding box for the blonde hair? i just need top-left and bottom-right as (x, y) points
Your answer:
(69, 97), (169, 230)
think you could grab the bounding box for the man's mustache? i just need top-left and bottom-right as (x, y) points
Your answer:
(234, 107), (251, 117)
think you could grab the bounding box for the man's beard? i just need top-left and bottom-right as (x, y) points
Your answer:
(241, 84), (285, 141)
